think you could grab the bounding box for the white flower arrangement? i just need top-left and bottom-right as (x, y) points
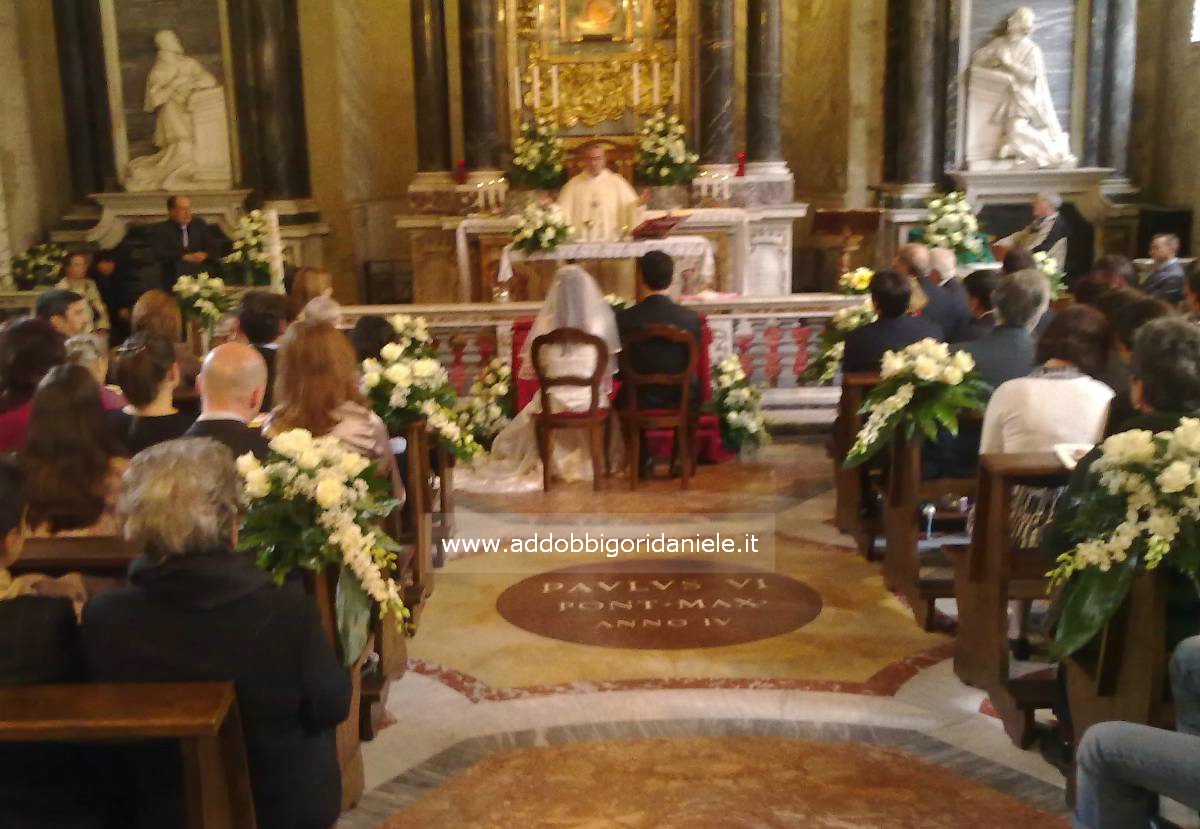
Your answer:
(386, 313), (436, 360)
(805, 299), (878, 384)
(236, 429), (409, 664)
(222, 209), (272, 286)
(634, 110), (700, 186)
(844, 338), (988, 467)
(512, 201), (573, 255)
(10, 242), (67, 290)
(172, 272), (233, 331)
(604, 293), (632, 312)
(837, 267), (875, 295)
(922, 192), (988, 263)
(712, 355), (768, 452)
(1049, 418), (1200, 656)
(1033, 251), (1067, 299)
(509, 117), (567, 190)
(455, 358), (513, 450)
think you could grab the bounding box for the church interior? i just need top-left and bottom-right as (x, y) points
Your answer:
(2, 0), (1200, 827)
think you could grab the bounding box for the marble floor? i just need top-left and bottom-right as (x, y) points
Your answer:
(341, 436), (1072, 828)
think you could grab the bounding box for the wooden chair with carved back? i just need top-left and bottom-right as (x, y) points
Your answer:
(530, 327), (613, 492)
(832, 373), (880, 558)
(946, 452), (1069, 747)
(617, 324), (699, 490)
(0, 681), (257, 829)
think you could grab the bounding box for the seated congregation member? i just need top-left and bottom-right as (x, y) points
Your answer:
(89, 249), (132, 344)
(290, 266), (334, 317)
(131, 289), (200, 413)
(929, 246), (968, 325)
(265, 320), (403, 501)
(0, 318), (67, 451)
(979, 305), (1113, 454)
(456, 266), (623, 492)
(66, 333), (126, 410)
(894, 243), (967, 338)
(954, 269), (1000, 343)
(954, 269), (1048, 390)
(616, 250), (702, 410)
(1002, 247), (1036, 275)
(1074, 635), (1200, 829)
(1073, 254), (1136, 307)
(184, 342), (271, 461)
(300, 294), (342, 326)
(1102, 297), (1175, 435)
(56, 251), (110, 336)
(24, 365), (127, 542)
(349, 314), (396, 362)
(1142, 233), (1186, 305)
(237, 289), (293, 412)
(1186, 262), (1200, 322)
(842, 270), (942, 374)
(83, 439), (352, 829)
(109, 332), (197, 454)
(35, 288), (89, 339)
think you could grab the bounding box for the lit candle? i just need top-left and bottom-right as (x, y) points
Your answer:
(511, 65), (521, 116)
(652, 62), (661, 107)
(532, 64), (541, 110)
(551, 66), (560, 109)
(632, 63), (640, 109)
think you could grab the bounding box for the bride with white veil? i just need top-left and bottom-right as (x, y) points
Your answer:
(456, 265), (623, 492)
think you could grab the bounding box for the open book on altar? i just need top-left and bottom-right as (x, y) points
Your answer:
(630, 215), (683, 240)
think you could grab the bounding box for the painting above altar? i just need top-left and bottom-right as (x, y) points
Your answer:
(561, 0), (638, 43)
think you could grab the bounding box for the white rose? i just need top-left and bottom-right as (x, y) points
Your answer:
(1171, 419), (1200, 456)
(244, 468), (272, 499)
(940, 366), (964, 385)
(1158, 461), (1195, 494)
(385, 363), (412, 386)
(297, 448), (322, 470)
(363, 371), (382, 389)
(1102, 430), (1157, 464)
(315, 477), (346, 509)
(339, 452), (369, 479)
(269, 429), (313, 459)
(913, 355), (940, 382)
(952, 350), (975, 373)
(380, 342), (403, 363)
(880, 351), (905, 378)
(235, 453), (261, 476)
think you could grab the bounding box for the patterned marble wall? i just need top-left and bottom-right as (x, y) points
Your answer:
(967, 0), (1076, 134)
(113, 0), (226, 161)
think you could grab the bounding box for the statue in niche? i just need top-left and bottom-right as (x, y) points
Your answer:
(561, 0), (630, 42)
(125, 30), (232, 192)
(968, 7), (1077, 169)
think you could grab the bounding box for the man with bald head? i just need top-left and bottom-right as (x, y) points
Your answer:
(183, 342), (271, 460)
(894, 243), (968, 339)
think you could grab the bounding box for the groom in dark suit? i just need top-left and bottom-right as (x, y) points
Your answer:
(616, 250), (703, 411)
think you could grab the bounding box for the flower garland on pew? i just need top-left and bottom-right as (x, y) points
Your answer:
(1048, 420), (1200, 657)
(235, 430), (410, 665)
(712, 356), (769, 452)
(456, 358), (514, 450)
(804, 299), (877, 385)
(361, 314), (481, 461)
(173, 273), (233, 334)
(843, 339), (988, 468)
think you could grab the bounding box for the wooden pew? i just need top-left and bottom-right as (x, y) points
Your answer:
(832, 373), (881, 558)
(431, 442), (456, 569)
(948, 452), (1068, 747)
(880, 431), (975, 631)
(10, 535), (139, 578)
(0, 681), (257, 828)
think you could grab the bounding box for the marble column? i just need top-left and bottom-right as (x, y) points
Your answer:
(52, 0), (116, 196)
(892, 0), (939, 185)
(698, 0), (735, 164)
(460, 0), (500, 170)
(229, 0), (311, 199)
(746, 0), (782, 163)
(1084, 0), (1136, 177)
(411, 0), (452, 172)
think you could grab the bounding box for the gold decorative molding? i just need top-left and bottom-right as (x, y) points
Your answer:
(522, 43), (677, 127)
(652, 0), (676, 38)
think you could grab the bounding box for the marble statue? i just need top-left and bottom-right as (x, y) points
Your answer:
(125, 30), (233, 192)
(967, 7), (1077, 170)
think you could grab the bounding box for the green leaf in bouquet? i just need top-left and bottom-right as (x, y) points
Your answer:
(335, 565), (372, 668)
(1052, 554), (1138, 658)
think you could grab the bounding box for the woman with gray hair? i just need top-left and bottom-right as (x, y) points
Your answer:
(65, 333), (125, 410)
(82, 438), (351, 829)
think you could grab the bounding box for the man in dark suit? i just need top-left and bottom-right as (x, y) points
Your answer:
(843, 269), (943, 373)
(83, 440), (351, 829)
(236, 290), (293, 412)
(895, 243), (969, 339)
(184, 342), (271, 460)
(994, 191), (1071, 262)
(1142, 233), (1187, 305)
(953, 268), (1048, 390)
(953, 269), (1000, 343)
(616, 250), (703, 410)
(148, 194), (230, 291)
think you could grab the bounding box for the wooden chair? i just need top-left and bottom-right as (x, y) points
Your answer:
(880, 431), (976, 631)
(0, 681), (257, 828)
(11, 535), (139, 578)
(530, 327), (613, 492)
(832, 373), (880, 558)
(947, 452), (1069, 747)
(617, 324), (698, 490)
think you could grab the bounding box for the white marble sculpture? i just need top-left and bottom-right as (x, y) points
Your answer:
(966, 7), (1077, 170)
(125, 30), (233, 192)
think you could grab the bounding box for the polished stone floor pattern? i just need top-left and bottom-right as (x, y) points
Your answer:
(342, 437), (1070, 827)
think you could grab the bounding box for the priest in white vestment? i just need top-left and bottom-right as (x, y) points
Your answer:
(557, 142), (643, 298)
